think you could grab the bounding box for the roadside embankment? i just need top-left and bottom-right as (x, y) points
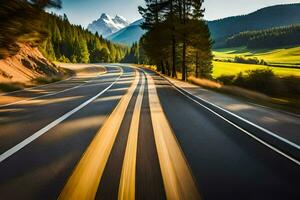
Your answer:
(56, 63), (106, 77)
(136, 64), (300, 115)
(0, 43), (71, 92)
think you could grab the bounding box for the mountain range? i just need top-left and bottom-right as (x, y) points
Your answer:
(87, 13), (129, 38)
(107, 19), (145, 45)
(208, 3), (300, 48)
(90, 4), (300, 47)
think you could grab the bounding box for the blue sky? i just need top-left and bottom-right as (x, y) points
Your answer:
(52, 0), (300, 27)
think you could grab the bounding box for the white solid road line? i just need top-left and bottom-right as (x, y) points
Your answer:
(0, 68), (123, 163)
(136, 65), (300, 150)
(170, 82), (300, 166)
(137, 65), (300, 165)
(171, 82), (300, 150)
(134, 65), (300, 165)
(0, 70), (119, 108)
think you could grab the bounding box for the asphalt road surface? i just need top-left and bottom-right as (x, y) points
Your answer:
(0, 64), (299, 200)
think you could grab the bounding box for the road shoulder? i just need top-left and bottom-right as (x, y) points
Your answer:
(162, 75), (300, 146)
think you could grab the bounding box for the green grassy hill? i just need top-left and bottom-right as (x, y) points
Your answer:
(214, 46), (300, 66)
(212, 61), (300, 78)
(212, 46), (300, 78)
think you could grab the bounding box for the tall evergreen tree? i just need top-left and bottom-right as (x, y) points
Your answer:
(139, 0), (213, 80)
(0, 0), (61, 58)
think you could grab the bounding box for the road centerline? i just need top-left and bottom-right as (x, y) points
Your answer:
(118, 73), (145, 200)
(145, 71), (201, 200)
(58, 70), (139, 200)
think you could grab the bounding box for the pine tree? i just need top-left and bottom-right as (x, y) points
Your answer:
(139, 0), (213, 80)
(77, 39), (89, 63)
(100, 48), (110, 63)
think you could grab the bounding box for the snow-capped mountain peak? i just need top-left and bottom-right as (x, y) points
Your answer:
(100, 13), (110, 20)
(87, 13), (130, 38)
(114, 15), (128, 25)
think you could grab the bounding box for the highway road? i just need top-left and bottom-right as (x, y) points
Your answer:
(0, 64), (299, 200)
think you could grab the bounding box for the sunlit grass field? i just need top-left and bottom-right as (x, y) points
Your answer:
(213, 46), (300, 66)
(212, 61), (300, 78)
(212, 46), (300, 78)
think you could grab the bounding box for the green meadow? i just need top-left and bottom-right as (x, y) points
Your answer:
(212, 46), (300, 78)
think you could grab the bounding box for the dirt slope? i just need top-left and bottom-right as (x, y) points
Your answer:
(0, 43), (63, 83)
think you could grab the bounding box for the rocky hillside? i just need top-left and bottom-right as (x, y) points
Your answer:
(0, 43), (64, 83)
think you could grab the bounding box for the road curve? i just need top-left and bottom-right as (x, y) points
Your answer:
(0, 64), (299, 200)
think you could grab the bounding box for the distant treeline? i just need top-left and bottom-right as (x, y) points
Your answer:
(208, 3), (300, 48)
(234, 56), (267, 65)
(225, 24), (300, 49)
(0, 0), (128, 63)
(40, 13), (128, 63)
(121, 42), (139, 64)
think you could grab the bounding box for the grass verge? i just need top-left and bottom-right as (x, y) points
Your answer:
(138, 64), (300, 115)
(33, 76), (63, 84)
(0, 82), (25, 93)
(188, 76), (300, 115)
(0, 75), (69, 94)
